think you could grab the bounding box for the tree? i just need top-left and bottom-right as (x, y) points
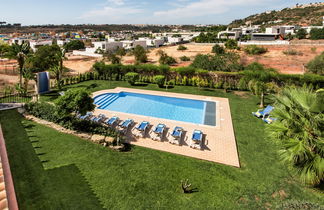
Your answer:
(133, 45), (147, 64)
(296, 28), (307, 39)
(266, 86), (324, 186)
(191, 52), (242, 72)
(309, 28), (324, 40)
(104, 51), (121, 64)
(306, 52), (324, 75)
(8, 42), (32, 87)
(243, 62), (278, 107)
(224, 39), (238, 50)
(56, 88), (95, 116)
(53, 47), (66, 90)
(212, 44), (225, 54)
(33, 44), (62, 71)
(0, 42), (11, 58)
(64, 40), (85, 51)
(156, 50), (177, 65)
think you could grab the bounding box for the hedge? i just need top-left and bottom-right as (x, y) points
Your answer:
(61, 64), (324, 91)
(25, 102), (118, 137)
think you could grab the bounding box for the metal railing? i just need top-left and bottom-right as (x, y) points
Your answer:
(0, 92), (35, 103)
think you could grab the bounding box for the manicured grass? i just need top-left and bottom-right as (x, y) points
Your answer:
(1, 81), (323, 209)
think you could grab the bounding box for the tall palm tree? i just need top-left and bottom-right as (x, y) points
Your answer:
(52, 47), (66, 90)
(10, 42), (31, 87)
(266, 86), (324, 186)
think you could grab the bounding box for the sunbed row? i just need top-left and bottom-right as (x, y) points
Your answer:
(77, 112), (204, 150)
(252, 105), (276, 124)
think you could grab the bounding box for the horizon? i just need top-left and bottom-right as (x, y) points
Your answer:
(0, 0), (319, 26)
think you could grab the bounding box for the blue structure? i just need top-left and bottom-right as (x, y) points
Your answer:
(37, 72), (50, 94)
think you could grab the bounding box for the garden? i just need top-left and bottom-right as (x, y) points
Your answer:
(1, 79), (323, 209)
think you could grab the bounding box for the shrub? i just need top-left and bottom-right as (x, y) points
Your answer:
(180, 56), (190, 61)
(56, 88), (95, 116)
(25, 102), (60, 123)
(224, 39), (238, 50)
(64, 40), (85, 51)
(244, 45), (267, 55)
(296, 28), (307, 39)
(283, 49), (303, 56)
(153, 75), (166, 88)
(177, 45), (187, 51)
(306, 52), (324, 75)
(157, 50), (177, 65)
(212, 44), (225, 54)
(310, 28), (324, 40)
(133, 45), (147, 63)
(25, 102), (117, 137)
(125, 72), (139, 85)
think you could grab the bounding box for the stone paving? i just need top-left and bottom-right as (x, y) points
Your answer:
(93, 88), (240, 167)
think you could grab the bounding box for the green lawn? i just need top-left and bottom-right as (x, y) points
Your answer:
(1, 81), (323, 209)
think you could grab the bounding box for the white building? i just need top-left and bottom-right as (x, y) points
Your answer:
(29, 40), (52, 51)
(167, 37), (183, 44)
(217, 30), (241, 40)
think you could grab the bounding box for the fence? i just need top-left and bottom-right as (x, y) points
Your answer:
(0, 92), (35, 103)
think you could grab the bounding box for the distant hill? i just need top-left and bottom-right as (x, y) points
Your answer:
(229, 3), (324, 28)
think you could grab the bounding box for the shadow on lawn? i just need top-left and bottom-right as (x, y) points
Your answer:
(1, 110), (104, 210)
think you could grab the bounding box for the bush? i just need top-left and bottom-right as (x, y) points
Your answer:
(212, 44), (225, 54)
(56, 88), (95, 116)
(133, 45), (148, 63)
(25, 102), (117, 137)
(125, 72), (139, 85)
(64, 40), (85, 51)
(153, 75), (166, 88)
(225, 39), (238, 50)
(296, 28), (307, 39)
(177, 45), (187, 51)
(283, 49), (303, 56)
(310, 28), (324, 40)
(25, 102), (60, 123)
(244, 45), (267, 55)
(180, 56), (190, 61)
(306, 52), (324, 75)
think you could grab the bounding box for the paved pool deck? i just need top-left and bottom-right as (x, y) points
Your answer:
(92, 87), (240, 167)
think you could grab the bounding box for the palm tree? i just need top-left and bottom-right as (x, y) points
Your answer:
(266, 86), (324, 186)
(52, 47), (66, 90)
(244, 62), (278, 108)
(9, 42), (31, 87)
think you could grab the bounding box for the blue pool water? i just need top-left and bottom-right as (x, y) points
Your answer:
(93, 92), (216, 125)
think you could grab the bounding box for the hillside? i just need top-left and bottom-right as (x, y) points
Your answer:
(229, 3), (324, 28)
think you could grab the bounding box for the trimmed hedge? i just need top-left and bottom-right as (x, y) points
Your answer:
(62, 64), (324, 91)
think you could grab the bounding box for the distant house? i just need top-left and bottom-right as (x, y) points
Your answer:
(133, 40), (147, 49)
(217, 30), (241, 40)
(29, 40), (52, 51)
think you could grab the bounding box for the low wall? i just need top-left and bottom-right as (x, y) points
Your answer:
(0, 125), (18, 210)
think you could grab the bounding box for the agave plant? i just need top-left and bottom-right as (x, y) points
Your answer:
(266, 86), (324, 186)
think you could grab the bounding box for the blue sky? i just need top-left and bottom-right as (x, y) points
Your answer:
(0, 0), (320, 25)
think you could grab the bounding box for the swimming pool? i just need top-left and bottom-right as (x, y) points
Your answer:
(93, 92), (216, 126)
